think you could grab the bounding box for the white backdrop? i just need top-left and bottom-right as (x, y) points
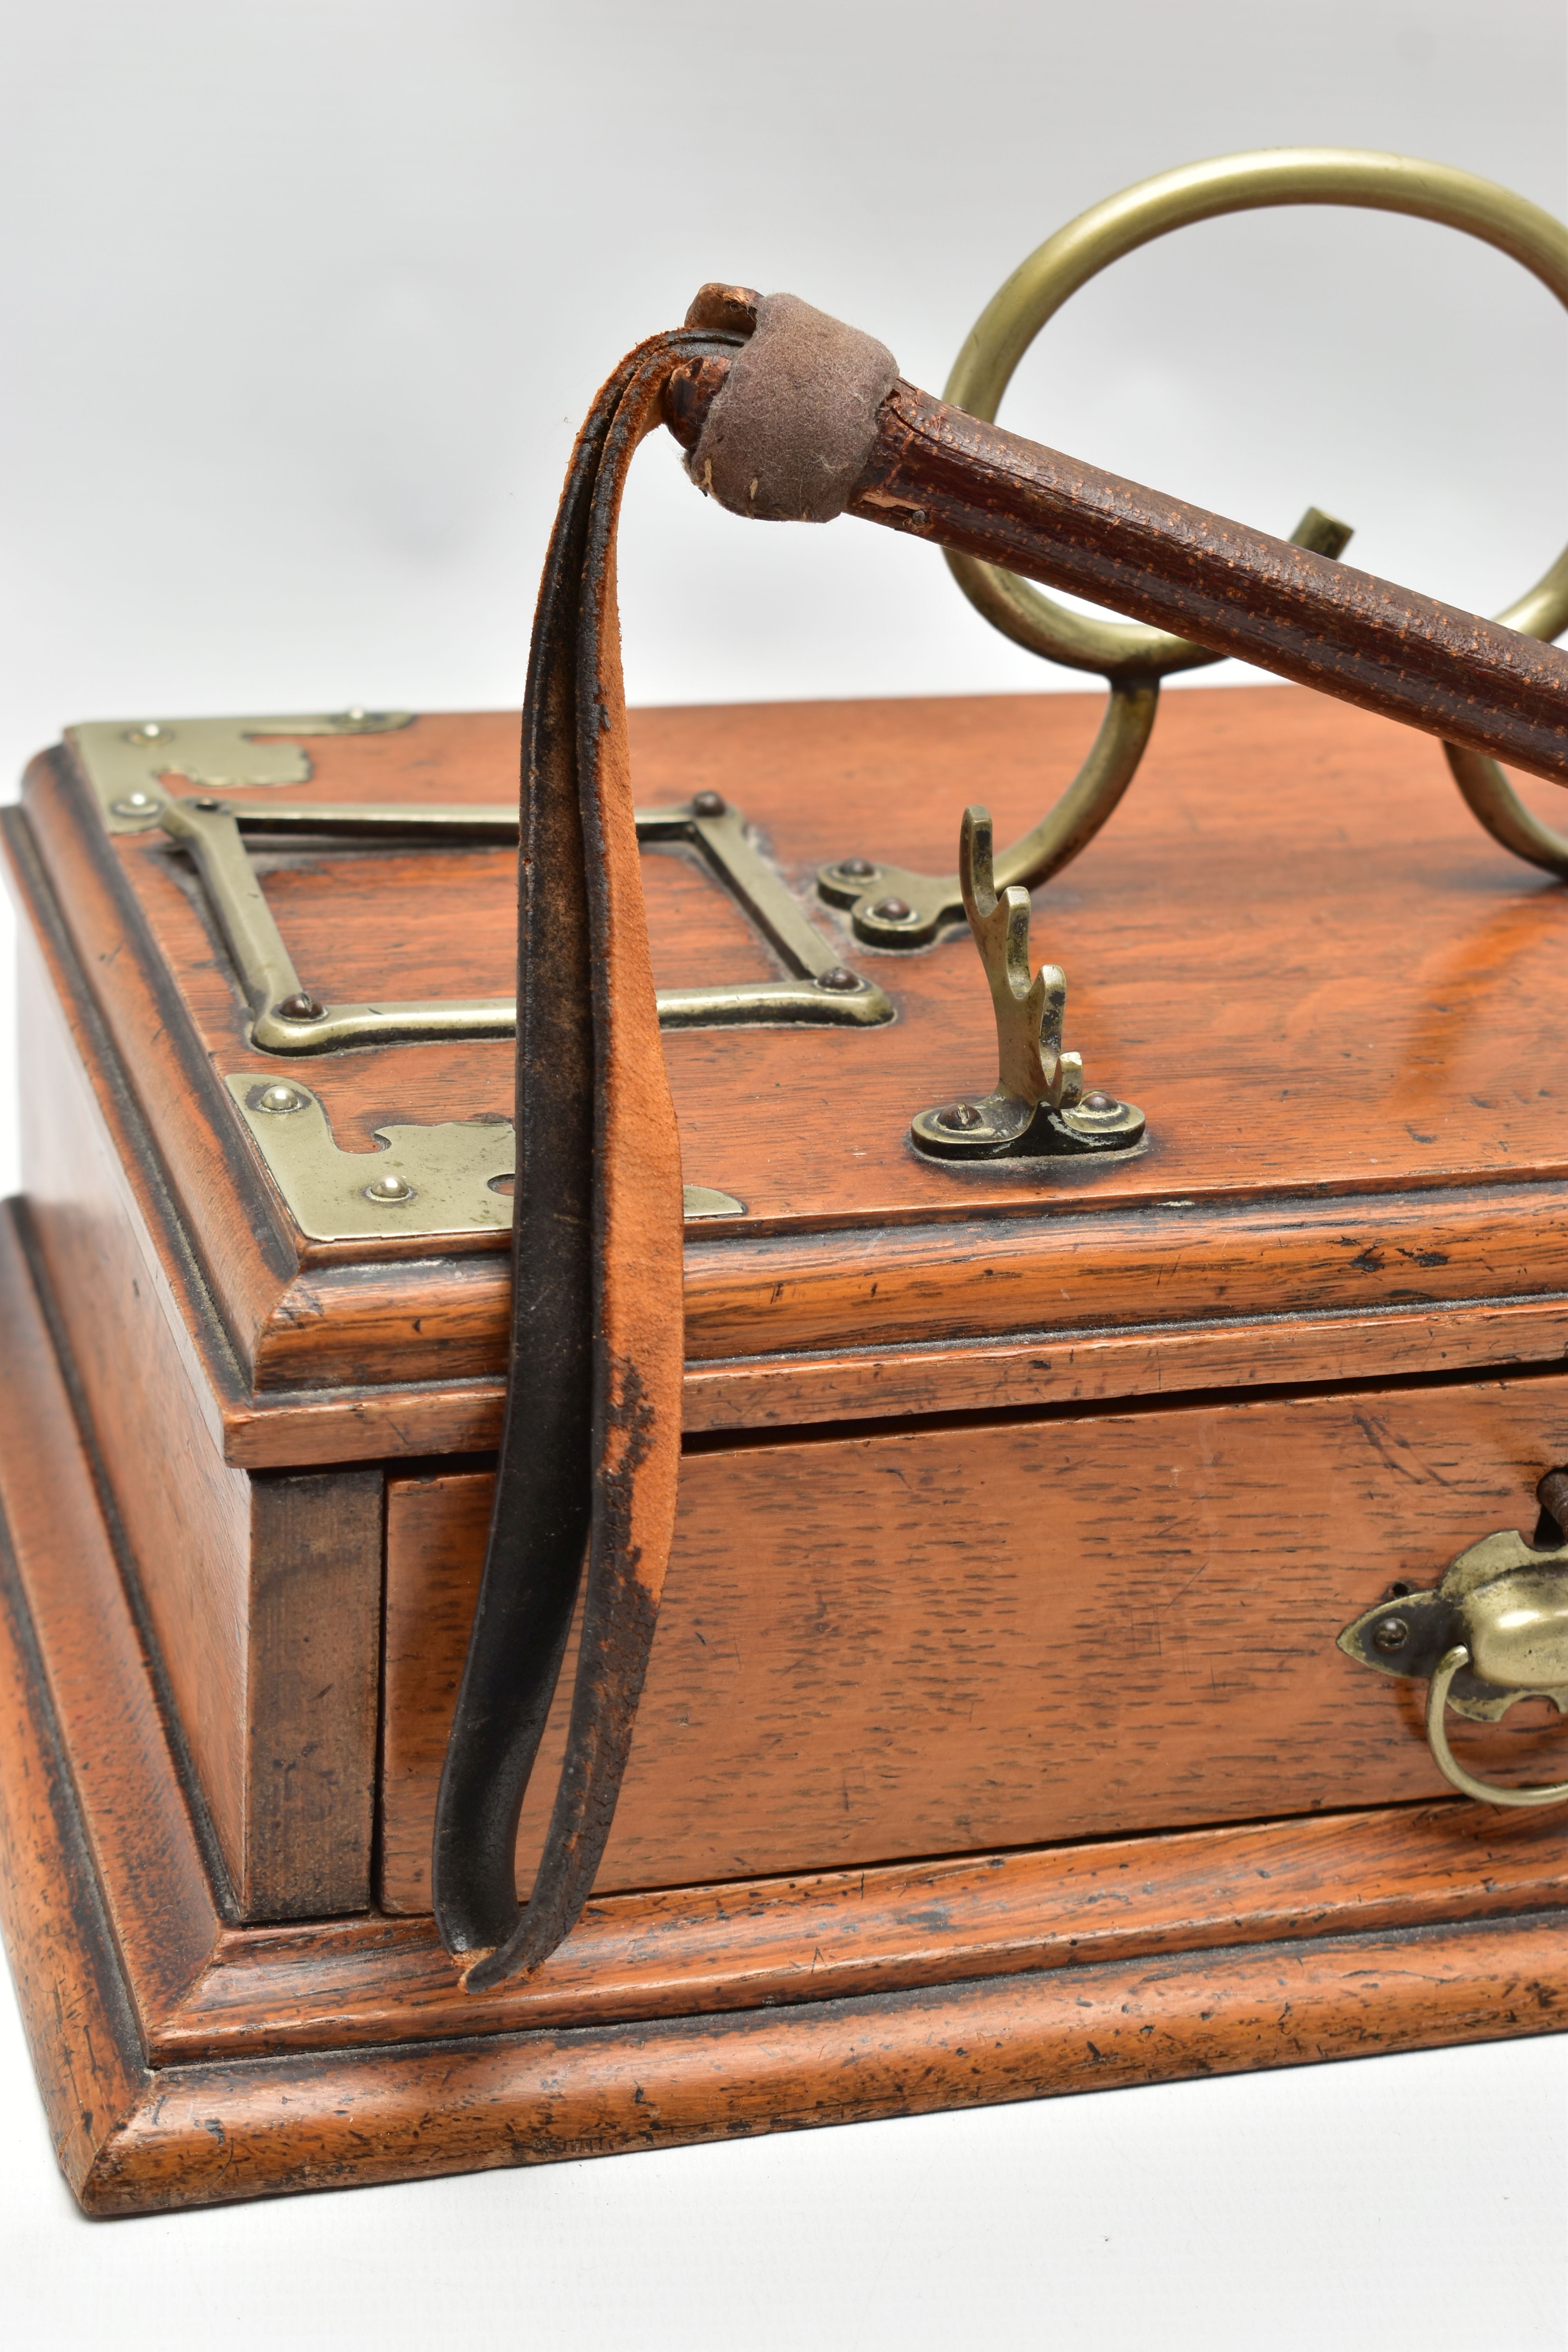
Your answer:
(2, 3), (1566, 2342)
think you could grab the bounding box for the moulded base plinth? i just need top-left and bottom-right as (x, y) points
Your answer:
(2, 1194), (1567, 2216)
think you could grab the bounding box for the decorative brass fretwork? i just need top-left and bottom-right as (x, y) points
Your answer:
(69, 715), (892, 1044)
(164, 796), (890, 1050)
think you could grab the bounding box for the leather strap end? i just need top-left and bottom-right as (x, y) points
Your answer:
(684, 290), (899, 523)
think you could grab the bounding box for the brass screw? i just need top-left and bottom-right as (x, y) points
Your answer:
(871, 896), (912, 922)
(1373, 1616), (1410, 1652)
(691, 790), (726, 818)
(277, 992), (325, 1022)
(255, 1083), (307, 1115)
(937, 1102), (984, 1131)
(363, 1173), (416, 1205)
(816, 966), (861, 992)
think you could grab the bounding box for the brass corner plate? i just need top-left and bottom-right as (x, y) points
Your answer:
(227, 1078), (513, 1242)
(69, 712), (416, 833)
(681, 1185), (745, 1218)
(227, 1078), (746, 1242)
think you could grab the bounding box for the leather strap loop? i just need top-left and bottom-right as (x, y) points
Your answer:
(432, 325), (743, 1987)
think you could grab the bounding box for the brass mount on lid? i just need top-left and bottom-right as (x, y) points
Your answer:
(909, 803), (1144, 1161)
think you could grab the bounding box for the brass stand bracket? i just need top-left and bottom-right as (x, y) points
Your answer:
(909, 805), (1144, 1161)
(818, 675), (1161, 949)
(824, 150), (1568, 945)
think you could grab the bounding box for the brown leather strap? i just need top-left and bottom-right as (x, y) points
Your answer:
(432, 324), (741, 1988)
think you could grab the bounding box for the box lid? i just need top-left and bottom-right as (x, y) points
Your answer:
(15, 683), (1568, 1464)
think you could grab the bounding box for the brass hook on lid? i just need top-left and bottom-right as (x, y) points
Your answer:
(909, 804), (1145, 1161)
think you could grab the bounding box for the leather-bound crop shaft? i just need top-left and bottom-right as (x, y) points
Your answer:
(668, 294), (1568, 789)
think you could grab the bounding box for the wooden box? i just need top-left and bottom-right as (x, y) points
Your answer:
(5, 681), (1568, 2214)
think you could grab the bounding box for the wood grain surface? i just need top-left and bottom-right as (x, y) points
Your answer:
(99, 688), (1568, 1234)
(70, 1915), (1568, 2215)
(379, 1376), (1568, 1910)
(159, 1795), (1568, 2060)
(245, 1469), (382, 1918)
(19, 798), (1568, 1474)
(0, 1204), (220, 2022)
(15, 688), (1568, 1435)
(4, 1194), (1568, 2213)
(8, 919), (383, 1916)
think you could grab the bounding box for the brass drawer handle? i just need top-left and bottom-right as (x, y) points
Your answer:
(1340, 1486), (1568, 1809)
(1425, 1644), (1568, 1809)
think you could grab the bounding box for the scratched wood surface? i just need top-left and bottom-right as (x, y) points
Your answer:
(379, 1382), (1568, 1910)
(20, 686), (1568, 1403)
(99, 687), (1568, 1214)
(20, 791), (1568, 1474)
(4, 1203), (1568, 2214)
(11, 911), (383, 1919)
(58, 1909), (1568, 2213)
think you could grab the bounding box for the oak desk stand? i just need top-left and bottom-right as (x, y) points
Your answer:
(4, 687), (1568, 2212)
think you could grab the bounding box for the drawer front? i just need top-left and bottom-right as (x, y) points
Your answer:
(379, 1379), (1568, 1910)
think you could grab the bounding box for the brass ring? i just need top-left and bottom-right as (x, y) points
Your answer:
(945, 147), (1568, 877)
(1425, 1644), (1568, 1809)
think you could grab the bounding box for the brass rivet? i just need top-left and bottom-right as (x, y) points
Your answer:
(691, 790), (726, 818)
(871, 896), (912, 921)
(817, 966), (861, 992)
(1373, 1616), (1410, 1652)
(122, 721), (171, 744)
(837, 857), (875, 879)
(194, 796), (223, 813)
(363, 1173), (416, 1205)
(1080, 1091), (1118, 1111)
(277, 992), (325, 1021)
(937, 1102), (984, 1131)
(111, 790), (162, 818)
(256, 1083), (307, 1115)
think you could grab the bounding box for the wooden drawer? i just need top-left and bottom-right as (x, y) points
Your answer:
(379, 1379), (1568, 1909)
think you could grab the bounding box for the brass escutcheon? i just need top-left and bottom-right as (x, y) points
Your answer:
(1339, 1500), (1568, 1808)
